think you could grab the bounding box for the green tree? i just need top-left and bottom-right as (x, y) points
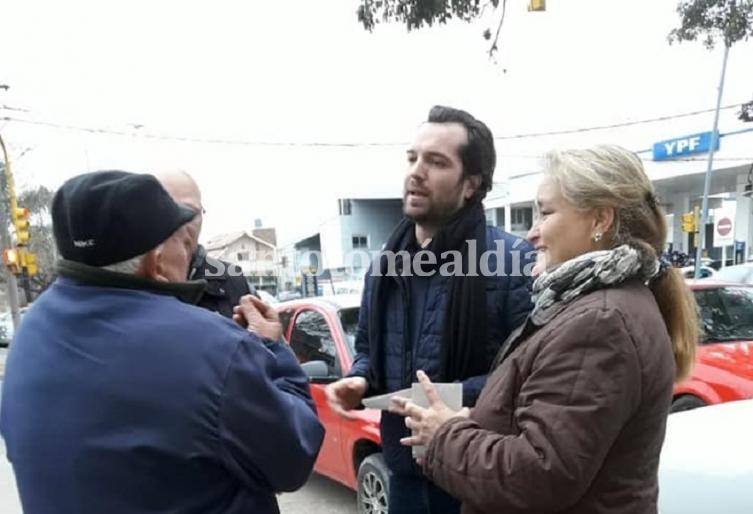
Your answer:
(357, 0), (512, 56)
(668, 0), (753, 48)
(358, 0), (495, 31)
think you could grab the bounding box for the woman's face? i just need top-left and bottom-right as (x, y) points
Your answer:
(527, 176), (603, 275)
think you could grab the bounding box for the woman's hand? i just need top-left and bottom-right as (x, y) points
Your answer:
(390, 370), (469, 451)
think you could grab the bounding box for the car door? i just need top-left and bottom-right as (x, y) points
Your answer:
(287, 308), (348, 481)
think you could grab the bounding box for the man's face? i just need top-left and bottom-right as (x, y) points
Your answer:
(154, 224), (195, 283)
(157, 172), (203, 253)
(176, 198), (202, 254)
(403, 122), (478, 226)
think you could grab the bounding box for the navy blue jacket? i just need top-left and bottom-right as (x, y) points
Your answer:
(0, 270), (324, 514)
(348, 226), (534, 475)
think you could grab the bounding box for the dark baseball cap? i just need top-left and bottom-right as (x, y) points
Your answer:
(52, 170), (198, 267)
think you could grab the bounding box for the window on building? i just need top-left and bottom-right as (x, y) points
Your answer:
(339, 199), (352, 216)
(496, 207), (505, 228)
(352, 235), (368, 249)
(289, 310), (340, 377)
(237, 251), (249, 261)
(511, 207), (533, 231)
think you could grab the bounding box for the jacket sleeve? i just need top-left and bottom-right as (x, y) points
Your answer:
(423, 307), (642, 513)
(218, 335), (325, 493)
(346, 270), (373, 380)
(459, 375), (486, 407)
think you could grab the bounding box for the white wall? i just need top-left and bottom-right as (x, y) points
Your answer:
(735, 174), (753, 260)
(213, 235), (276, 275)
(319, 217), (344, 269)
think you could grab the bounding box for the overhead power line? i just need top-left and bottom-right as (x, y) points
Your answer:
(0, 103), (745, 148)
(494, 104), (741, 140)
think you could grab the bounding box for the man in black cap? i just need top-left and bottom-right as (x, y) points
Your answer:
(0, 170), (324, 514)
(156, 169), (253, 319)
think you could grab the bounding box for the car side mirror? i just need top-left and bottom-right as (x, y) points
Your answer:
(300, 360), (333, 383)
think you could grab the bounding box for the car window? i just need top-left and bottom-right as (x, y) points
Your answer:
(694, 287), (753, 343)
(338, 307), (359, 354)
(289, 310), (341, 377)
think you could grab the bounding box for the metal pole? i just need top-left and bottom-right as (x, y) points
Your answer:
(0, 158), (22, 329)
(21, 267), (32, 303)
(695, 44), (731, 279)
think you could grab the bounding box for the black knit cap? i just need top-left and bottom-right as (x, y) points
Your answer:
(52, 170), (198, 266)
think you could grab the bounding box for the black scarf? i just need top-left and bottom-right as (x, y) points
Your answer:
(367, 202), (488, 393)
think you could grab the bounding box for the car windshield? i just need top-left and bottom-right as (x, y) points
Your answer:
(694, 286), (753, 343)
(338, 307), (360, 353)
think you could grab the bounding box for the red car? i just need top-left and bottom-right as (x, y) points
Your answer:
(276, 295), (387, 514)
(672, 280), (753, 412)
(276, 282), (753, 511)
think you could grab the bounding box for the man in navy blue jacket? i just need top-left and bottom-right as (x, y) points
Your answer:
(0, 170), (324, 514)
(326, 106), (534, 514)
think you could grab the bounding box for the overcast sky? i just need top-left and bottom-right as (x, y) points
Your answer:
(1, 0), (752, 244)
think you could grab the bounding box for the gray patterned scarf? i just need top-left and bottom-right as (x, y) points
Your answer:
(530, 244), (662, 326)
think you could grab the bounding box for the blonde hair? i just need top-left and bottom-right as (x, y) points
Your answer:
(543, 144), (697, 382)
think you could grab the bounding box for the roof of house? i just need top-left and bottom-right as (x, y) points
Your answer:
(203, 230), (276, 251)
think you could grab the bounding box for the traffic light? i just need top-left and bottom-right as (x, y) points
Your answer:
(681, 212), (696, 233)
(528, 0), (546, 11)
(13, 207), (30, 246)
(2, 248), (21, 274)
(22, 251), (38, 276)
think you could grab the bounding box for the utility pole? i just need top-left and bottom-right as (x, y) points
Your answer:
(0, 84), (22, 328)
(694, 44), (730, 279)
(0, 157), (22, 329)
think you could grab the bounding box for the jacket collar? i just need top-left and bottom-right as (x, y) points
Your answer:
(56, 259), (207, 305)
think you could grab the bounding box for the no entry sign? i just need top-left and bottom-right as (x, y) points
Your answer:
(714, 209), (735, 248)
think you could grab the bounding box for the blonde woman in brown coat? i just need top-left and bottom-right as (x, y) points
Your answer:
(392, 145), (698, 514)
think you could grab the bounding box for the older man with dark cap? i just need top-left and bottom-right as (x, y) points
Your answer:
(0, 170), (324, 514)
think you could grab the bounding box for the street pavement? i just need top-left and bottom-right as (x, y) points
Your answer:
(0, 438), (22, 513)
(0, 456), (356, 514)
(279, 475), (356, 514)
(0, 348), (356, 513)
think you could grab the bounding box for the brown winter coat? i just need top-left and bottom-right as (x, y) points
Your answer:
(423, 280), (675, 514)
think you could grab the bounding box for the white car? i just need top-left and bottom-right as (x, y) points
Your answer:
(658, 399), (753, 513)
(714, 262), (753, 284)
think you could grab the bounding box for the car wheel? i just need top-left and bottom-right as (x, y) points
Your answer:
(357, 453), (389, 514)
(671, 395), (707, 413)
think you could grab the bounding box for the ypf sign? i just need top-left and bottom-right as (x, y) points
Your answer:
(652, 131), (720, 161)
(713, 209), (735, 248)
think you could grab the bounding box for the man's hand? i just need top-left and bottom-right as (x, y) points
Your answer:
(325, 377), (369, 420)
(233, 294), (282, 341)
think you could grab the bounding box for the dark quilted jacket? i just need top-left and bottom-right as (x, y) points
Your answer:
(348, 226), (534, 475)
